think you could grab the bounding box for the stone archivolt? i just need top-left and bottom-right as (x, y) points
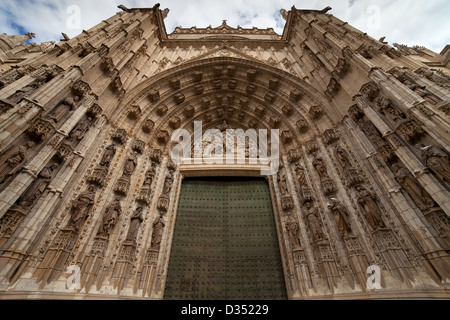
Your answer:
(0, 4), (448, 301)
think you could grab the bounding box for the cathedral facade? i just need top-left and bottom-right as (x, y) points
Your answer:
(0, 4), (449, 300)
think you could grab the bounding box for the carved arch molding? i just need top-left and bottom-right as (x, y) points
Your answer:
(1, 56), (448, 300)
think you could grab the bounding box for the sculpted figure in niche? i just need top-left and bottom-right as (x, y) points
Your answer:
(392, 163), (435, 211)
(334, 145), (353, 169)
(151, 214), (166, 250)
(356, 186), (385, 230)
(126, 207), (144, 243)
(163, 170), (174, 194)
(100, 144), (117, 168)
(404, 80), (440, 104)
(312, 157), (329, 180)
(47, 97), (79, 123)
(67, 117), (92, 146)
(122, 151), (138, 177)
(376, 98), (405, 125)
(295, 164), (307, 186)
(97, 197), (122, 237)
(0, 141), (35, 183)
(328, 198), (352, 235)
(17, 163), (58, 209)
(8, 82), (40, 104)
(305, 201), (326, 241)
(277, 170), (289, 195)
(144, 163), (157, 187)
(420, 145), (450, 183)
(285, 215), (302, 250)
(67, 185), (96, 232)
(358, 118), (385, 147)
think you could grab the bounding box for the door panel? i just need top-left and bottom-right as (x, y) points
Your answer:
(164, 177), (287, 300)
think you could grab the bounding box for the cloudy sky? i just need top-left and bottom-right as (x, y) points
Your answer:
(0, 0), (449, 53)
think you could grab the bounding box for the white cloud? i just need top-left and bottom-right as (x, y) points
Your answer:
(0, 0), (448, 53)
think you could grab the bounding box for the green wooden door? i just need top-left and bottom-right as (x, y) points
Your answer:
(164, 177), (287, 300)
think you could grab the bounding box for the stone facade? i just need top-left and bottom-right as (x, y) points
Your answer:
(0, 4), (449, 300)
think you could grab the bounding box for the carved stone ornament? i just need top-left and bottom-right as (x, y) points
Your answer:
(111, 129), (128, 145)
(326, 78), (340, 97)
(335, 58), (350, 78)
(71, 80), (91, 98)
(360, 82), (380, 101)
(88, 165), (108, 187)
(148, 89), (160, 103)
(55, 143), (74, 162)
(169, 77), (181, 90)
(142, 119), (155, 134)
(321, 178), (337, 195)
(288, 149), (301, 163)
(156, 104), (168, 116)
(87, 104), (102, 119)
(308, 105), (323, 120)
(100, 57), (115, 73)
(27, 118), (55, 142)
(0, 141), (35, 183)
(282, 196), (294, 211)
(265, 93), (276, 104)
(157, 130), (170, 144)
(184, 105), (195, 117)
(150, 149), (162, 163)
(194, 84), (204, 95)
(348, 105), (364, 120)
(296, 118), (309, 133)
(281, 131), (293, 144)
(306, 140), (319, 154)
(270, 116), (281, 128)
(169, 117), (181, 129)
(283, 105), (293, 116)
(396, 120), (425, 144)
(114, 176), (131, 196)
(127, 105), (142, 120)
(192, 71), (203, 82)
(323, 129), (339, 145)
(132, 140), (146, 154)
(290, 90), (302, 102)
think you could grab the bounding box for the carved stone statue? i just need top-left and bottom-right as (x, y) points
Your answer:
(122, 151), (138, 177)
(8, 83), (40, 104)
(392, 164), (435, 211)
(47, 97), (79, 123)
(0, 141), (35, 183)
(67, 117), (92, 146)
(151, 214), (166, 250)
(376, 98), (405, 125)
(328, 198), (352, 235)
(162, 170), (174, 194)
(17, 163), (58, 208)
(305, 201), (326, 241)
(334, 145), (353, 169)
(285, 215), (302, 249)
(277, 171), (289, 195)
(100, 144), (117, 168)
(126, 207), (144, 243)
(404, 80), (440, 104)
(358, 118), (385, 147)
(67, 185), (96, 232)
(420, 145), (450, 183)
(312, 157), (329, 180)
(356, 186), (385, 230)
(144, 164), (157, 186)
(97, 197), (122, 237)
(295, 164), (307, 186)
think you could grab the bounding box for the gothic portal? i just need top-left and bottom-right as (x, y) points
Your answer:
(0, 4), (449, 300)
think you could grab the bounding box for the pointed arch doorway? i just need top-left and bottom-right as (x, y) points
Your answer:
(163, 176), (287, 300)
